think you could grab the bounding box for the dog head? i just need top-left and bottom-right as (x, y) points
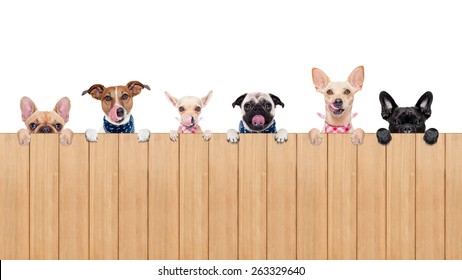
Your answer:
(20, 96), (71, 133)
(82, 81), (150, 125)
(231, 92), (284, 132)
(165, 91), (212, 128)
(380, 91), (433, 133)
(312, 66), (364, 119)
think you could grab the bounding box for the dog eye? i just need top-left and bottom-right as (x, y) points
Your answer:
(178, 106), (185, 112)
(244, 103), (251, 111)
(393, 119), (400, 124)
(416, 119), (421, 125)
(121, 93), (129, 100)
(104, 95), (112, 101)
(327, 89), (334, 95)
(265, 103), (272, 110)
(344, 89), (351, 95)
(195, 106), (201, 112)
(55, 124), (62, 131)
(29, 123), (37, 130)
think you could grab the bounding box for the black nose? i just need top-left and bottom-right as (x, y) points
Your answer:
(39, 126), (52, 133)
(117, 107), (124, 117)
(401, 125), (415, 133)
(333, 98), (343, 107)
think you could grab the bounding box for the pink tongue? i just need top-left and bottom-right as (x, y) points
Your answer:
(109, 106), (122, 122)
(182, 115), (193, 127)
(252, 115), (265, 126)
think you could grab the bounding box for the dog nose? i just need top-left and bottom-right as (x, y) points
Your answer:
(39, 126), (52, 133)
(116, 107), (124, 117)
(401, 125), (415, 133)
(333, 98), (343, 107)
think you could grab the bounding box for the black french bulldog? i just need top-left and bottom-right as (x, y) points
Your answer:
(376, 91), (439, 145)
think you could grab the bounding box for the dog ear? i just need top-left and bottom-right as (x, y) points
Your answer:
(312, 68), (331, 92)
(82, 84), (105, 100)
(415, 91), (433, 119)
(164, 91), (179, 107)
(347, 66), (364, 90)
(379, 91), (398, 120)
(201, 90), (213, 107)
(127, 81), (151, 96)
(20, 96), (37, 122)
(54, 97), (71, 123)
(269, 94), (285, 108)
(232, 93), (247, 108)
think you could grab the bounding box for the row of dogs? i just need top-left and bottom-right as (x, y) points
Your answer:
(17, 66), (439, 146)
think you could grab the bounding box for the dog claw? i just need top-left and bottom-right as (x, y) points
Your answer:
(226, 129), (240, 144)
(203, 130), (212, 142)
(137, 129), (150, 142)
(169, 130), (179, 142)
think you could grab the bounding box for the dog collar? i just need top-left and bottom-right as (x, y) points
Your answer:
(239, 120), (277, 133)
(103, 115), (135, 133)
(318, 112), (357, 134)
(180, 124), (199, 134)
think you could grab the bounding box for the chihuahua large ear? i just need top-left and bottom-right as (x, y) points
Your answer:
(232, 93), (247, 108)
(164, 91), (179, 107)
(415, 91), (433, 119)
(312, 68), (331, 92)
(269, 93), (285, 108)
(347, 66), (364, 90)
(379, 91), (398, 120)
(82, 84), (105, 100)
(54, 97), (71, 123)
(127, 81), (151, 96)
(20, 96), (37, 122)
(201, 90), (213, 107)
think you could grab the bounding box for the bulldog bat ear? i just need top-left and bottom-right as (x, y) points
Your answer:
(312, 68), (331, 92)
(54, 97), (71, 123)
(20, 96), (37, 122)
(201, 90), (213, 107)
(82, 84), (105, 100)
(127, 81), (150, 96)
(269, 93), (285, 108)
(415, 91), (433, 119)
(164, 91), (179, 107)
(379, 91), (398, 120)
(232, 93), (247, 108)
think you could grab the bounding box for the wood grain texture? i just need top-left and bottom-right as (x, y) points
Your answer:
(118, 134), (148, 259)
(239, 134), (267, 260)
(416, 134), (445, 260)
(0, 134), (29, 259)
(445, 134), (462, 259)
(179, 134), (209, 260)
(209, 134), (238, 260)
(387, 134), (416, 260)
(59, 134), (89, 259)
(30, 134), (59, 259)
(148, 134), (179, 260)
(267, 134), (296, 260)
(357, 134), (386, 259)
(296, 134), (327, 260)
(89, 134), (119, 260)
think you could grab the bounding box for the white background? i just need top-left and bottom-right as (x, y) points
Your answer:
(1, 0), (460, 134)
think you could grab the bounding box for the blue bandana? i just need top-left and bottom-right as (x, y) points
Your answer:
(103, 115), (135, 133)
(239, 120), (277, 133)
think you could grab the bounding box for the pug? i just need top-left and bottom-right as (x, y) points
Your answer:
(226, 92), (288, 143)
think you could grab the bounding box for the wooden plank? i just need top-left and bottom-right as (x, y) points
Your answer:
(30, 134), (59, 259)
(148, 134), (179, 260)
(0, 134), (30, 259)
(267, 134), (296, 259)
(296, 134), (327, 260)
(239, 134), (267, 260)
(387, 134), (416, 260)
(89, 134), (118, 260)
(179, 134), (208, 259)
(327, 134), (357, 260)
(59, 134), (89, 259)
(416, 134), (445, 259)
(118, 134), (148, 259)
(209, 134), (238, 259)
(357, 134), (386, 259)
(446, 134), (462, 259)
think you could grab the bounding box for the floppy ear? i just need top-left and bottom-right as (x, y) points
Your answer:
(415, 91), (433, 119)
(269, 94), (285, 108)
(201, 90), (213, 107)
(20, 96), (37, 122)
(82, 84), (105, 100)
(164, 91), (179, 107)
(232, 93), (247, 108)
(347, 66), (364, 90)
(54, 97), (71, 123)
(127, 81), (150, 96)
(312, 68), (331, 92)
(379, 91), (398, 120)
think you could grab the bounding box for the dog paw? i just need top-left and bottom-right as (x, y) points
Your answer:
(17, 129), (31, 145)
(424, 128), (439, 145)
(376, 128), (392, 145)
(275, 129), (288, 143)
(169, 130), (179, 142)
(226, 129), (239, 144)
(308, 128), (322, 145)
(351, 128), (365, 145)
(85, 129), (98, 142)
(138, 129), (150, 142)
(60, 129), (73, 146)
(203, 130), (212, 141)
